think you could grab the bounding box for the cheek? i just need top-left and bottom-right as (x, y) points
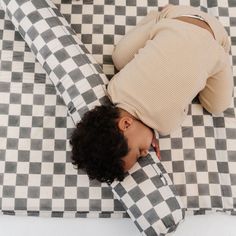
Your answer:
(123, 156), (137, 172)
(123, 148), (138, 171)
(141, 130), (153, 148)
(130, 153), (138, 166)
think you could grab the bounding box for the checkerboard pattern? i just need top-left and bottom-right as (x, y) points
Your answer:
(111, 156), (185, 235)
(0, 0), (109, 124)
(0, 0), (236, 221)
(1, 2), (186, 234)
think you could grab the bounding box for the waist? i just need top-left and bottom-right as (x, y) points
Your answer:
(174, 15), (215, 39)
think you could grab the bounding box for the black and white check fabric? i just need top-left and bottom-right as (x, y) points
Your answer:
(1, 2), (185, 234)
(1, 0), (109, 124)
(0, 0), (236, 224)
(111, 156), (185, 235)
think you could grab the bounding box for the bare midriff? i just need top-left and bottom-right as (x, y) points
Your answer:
(174, 16), (215, 39)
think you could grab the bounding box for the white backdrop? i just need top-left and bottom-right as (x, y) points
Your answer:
(0, 213), (235, 236)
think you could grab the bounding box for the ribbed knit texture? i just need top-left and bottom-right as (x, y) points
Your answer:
(107, 5), (232, 136)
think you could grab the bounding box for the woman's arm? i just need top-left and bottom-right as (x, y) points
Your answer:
(112, 5), (173, 70)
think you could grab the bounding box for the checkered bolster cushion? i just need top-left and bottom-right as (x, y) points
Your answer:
(110, 156), (185, 236)
(1, 0), (185, 233)
(0, 0), (110, 124)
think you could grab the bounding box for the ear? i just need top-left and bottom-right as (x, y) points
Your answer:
(117, 116), (134, 132)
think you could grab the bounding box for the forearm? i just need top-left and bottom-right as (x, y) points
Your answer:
(112, 5), (173, 70)
(112, 10), (160, 70)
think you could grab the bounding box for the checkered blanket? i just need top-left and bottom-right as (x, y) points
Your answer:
(0, 0), (236, 219)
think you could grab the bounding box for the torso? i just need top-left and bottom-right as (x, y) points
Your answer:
(108, 15), (219, 135)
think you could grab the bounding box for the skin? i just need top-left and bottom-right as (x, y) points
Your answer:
(117, 108), (160, 172)
(174, 16), (215, 38)
(162, 4), (215, 38)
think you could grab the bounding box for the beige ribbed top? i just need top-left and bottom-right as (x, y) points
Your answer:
(107, 8), (226, 136)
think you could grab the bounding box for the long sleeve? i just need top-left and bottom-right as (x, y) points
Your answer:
(112, 10), (161, 70)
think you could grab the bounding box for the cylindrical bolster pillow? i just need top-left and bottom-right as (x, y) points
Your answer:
(0, 0), (109, 124)
(1, 0), (185, 235)
(111, 155), (185, 236)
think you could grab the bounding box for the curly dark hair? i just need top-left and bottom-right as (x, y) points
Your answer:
(69, 105), (129, 184)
